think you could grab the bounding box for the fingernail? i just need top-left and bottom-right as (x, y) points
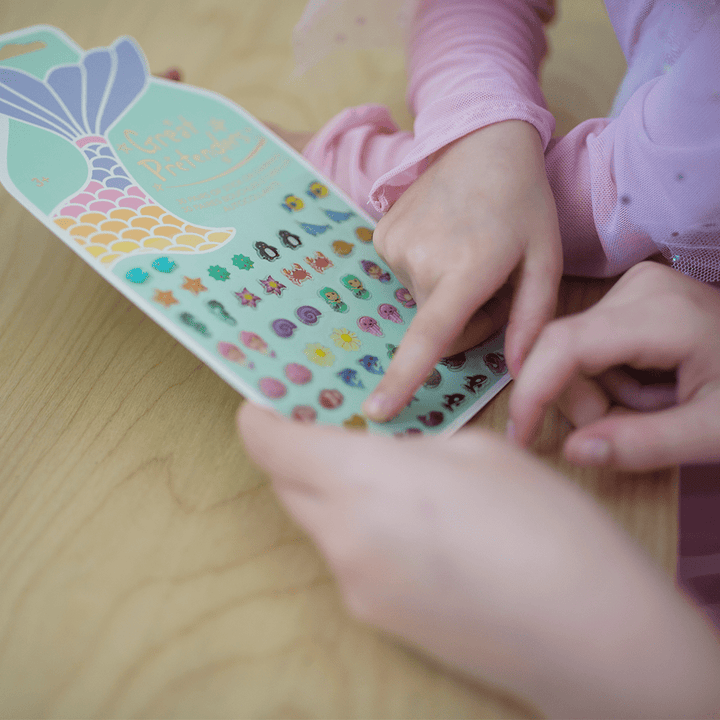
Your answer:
(363, 394), (390, 422)
(572, 438), (611, 465)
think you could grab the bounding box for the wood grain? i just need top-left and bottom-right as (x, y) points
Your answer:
(0, 2), (675, 718)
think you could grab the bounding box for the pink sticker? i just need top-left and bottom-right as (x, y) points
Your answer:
(259, 377), (287, 399)
(284, 363), (312, 385)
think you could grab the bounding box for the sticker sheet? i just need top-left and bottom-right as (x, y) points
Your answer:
(0, 26), (510, 436)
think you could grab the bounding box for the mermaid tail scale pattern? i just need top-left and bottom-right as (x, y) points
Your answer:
(0, 37), (234, 264)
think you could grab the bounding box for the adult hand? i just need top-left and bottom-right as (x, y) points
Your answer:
(238, 402), (720, 718)
(509, 261), (720, 470)
(363, 119), (562, 422)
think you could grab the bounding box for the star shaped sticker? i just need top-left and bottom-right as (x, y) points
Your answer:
(235, 287), (261, 308)
(258, 275), (287, 296)
(181, 276), (208, 295)
(152, 289), (178, 308)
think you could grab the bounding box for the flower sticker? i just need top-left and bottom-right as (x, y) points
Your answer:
(304, 342), (336, 367)
(331, 327), (361, 351)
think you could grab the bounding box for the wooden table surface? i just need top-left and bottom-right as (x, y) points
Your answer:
(0, 2), (678, 718)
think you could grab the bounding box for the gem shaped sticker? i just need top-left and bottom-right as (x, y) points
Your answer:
(331, 327), (361, 351)
(153, 289), (178, 307)
(240, 331), (276, 357)
(440, 352), (467, 372)
(259, 377), (287, 398)
(418, 411), (444, 427)
(442, 393), (466, 412)
(343, 414), (367, 430)
(324, 208), (355, 222)
(341, 274), (370, 299)
(355, 226), (373, 243)
(463, 374), (488, 393)
(331, 240), (354, 256)
(296, 305), (322, 325)
(181, 276), (207, 295)
(319, 388), (344, 409)
(298, 221), (331, 236)
(305, 251), (333, 273)
(232, 254), (254, 270)
(235, 287), (261, 308)
(423, 368), (442, 388)
(207, 300), (236, 325)
(395, 287), (416, 308)
(291, 406), (317, 422)
(126, 268), (148, 283)
(283, 263), (312, 286)
(217, 341), (254, 368)
(377, 303), (403, 323)
(357, 316), (383, 336)
(259, 275), (287, 296)
(337, 368), (364, 388)
(279, 230), (302, 249)
(358, 355), (384, 374)
(284, 363), (312, 384)
(272, 318), (297, 338)
(281, 194), (304, 212)
(306, 180), (329, 199)
(179, 312), (209, 336)
(304, 342), (335, 367)
(360, 260), (391, 282)
(254, 241), (280, 261)
(318, 287), (348, 313)
(484, 352), (506, 375)
(208, 265), (231, 281)
(152, 257), (176, 273)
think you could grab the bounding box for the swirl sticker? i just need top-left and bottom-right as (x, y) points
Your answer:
(272, 318), (297, 338)
(296, 305), (322, 325)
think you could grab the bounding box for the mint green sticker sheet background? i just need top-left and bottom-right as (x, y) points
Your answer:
(0, 26), (510, 436)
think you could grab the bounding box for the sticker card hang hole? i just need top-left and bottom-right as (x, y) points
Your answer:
(0, 25), (511, 436)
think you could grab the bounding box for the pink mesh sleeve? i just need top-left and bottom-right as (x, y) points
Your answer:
(548, 15), (720, 281)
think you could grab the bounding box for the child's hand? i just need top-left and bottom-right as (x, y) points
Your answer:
(509, 261), (720, 470)
(363, 120), (562, 422)
(238, 403), (720, 718)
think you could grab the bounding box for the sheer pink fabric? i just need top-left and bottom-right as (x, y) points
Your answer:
(297, 0), (720, 282)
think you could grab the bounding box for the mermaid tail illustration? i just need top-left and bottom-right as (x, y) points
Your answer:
(0, 38), (234, 264)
